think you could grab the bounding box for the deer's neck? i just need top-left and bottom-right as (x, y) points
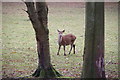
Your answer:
(58, 34), (62, 44)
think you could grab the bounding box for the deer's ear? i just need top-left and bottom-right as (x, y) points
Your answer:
(57, 29), (60, 32)
(63, 30), (65, 32)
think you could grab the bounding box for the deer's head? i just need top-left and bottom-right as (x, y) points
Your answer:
(57, 29), (65, 36)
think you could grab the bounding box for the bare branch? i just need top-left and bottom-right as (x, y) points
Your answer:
(24, 2), (42, 33)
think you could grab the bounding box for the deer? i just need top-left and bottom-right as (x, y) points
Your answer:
(57, 29), (76, 56)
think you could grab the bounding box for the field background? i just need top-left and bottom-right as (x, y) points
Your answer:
(2, 2), (118, 78)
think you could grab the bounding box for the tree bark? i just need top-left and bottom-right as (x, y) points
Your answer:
(118, 1), (120, 78)
(81, 2), (106, 78)
(25, 1), (61, 78)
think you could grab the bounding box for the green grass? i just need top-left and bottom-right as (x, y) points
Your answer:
(2, 2), (118, 78)
(105, 5), (118, 78)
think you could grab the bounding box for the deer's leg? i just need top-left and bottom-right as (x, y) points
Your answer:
(57, 45), (61, 55)
(69, 44), (73, 54)
(73, 44), (75, 54)
(63, 45), (66, 56)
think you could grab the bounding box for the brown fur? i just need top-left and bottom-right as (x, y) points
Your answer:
(60, 34), (76, 46)
(57, 30), (76, 56)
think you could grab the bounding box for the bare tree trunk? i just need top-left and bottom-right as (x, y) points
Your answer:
(118, 1), (120, 78)
(81, 2), (106, 78)
(25, 1), (61, 78)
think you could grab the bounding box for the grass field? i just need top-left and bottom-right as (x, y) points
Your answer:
(2, 2), (118, 78)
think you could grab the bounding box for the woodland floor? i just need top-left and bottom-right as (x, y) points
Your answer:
(1, 2), (118, 78)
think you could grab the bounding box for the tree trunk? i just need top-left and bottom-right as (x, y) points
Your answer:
(81, 2), (106, 78)
(25, 1), (61, 78)
(118, 1), (120, 78)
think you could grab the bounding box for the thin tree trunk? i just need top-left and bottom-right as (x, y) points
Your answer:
(81, 2), (106, 78)
(25, 1), (61, 78)
(118, 1), (120, 78)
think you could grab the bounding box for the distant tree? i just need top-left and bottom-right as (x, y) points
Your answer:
(24, 1), (61, 78)
(81, 2), (106, 78)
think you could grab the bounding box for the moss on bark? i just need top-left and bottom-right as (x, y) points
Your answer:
(32, 66), (62, 78)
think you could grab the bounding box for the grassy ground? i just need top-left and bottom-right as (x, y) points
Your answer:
(2, 2), (118, 78)
(105, 3), (118, 78)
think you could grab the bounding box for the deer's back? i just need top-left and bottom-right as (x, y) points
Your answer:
(61, 34), (76, 45)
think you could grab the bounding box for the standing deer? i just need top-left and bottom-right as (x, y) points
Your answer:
(57, 29), (76, 56)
